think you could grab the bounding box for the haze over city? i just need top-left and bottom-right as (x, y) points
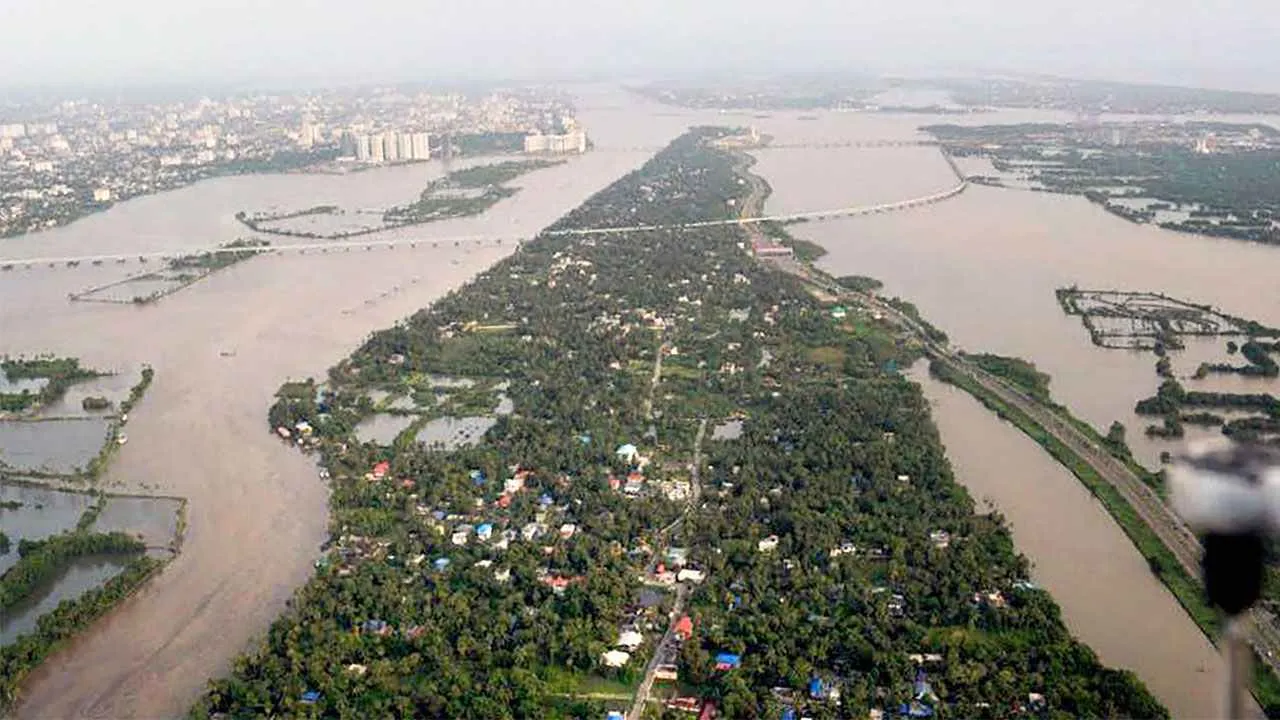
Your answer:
(5, 2), (1280, 719)
(1, 0), (1279, 90)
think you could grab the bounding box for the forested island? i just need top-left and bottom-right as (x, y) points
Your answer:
(193, 129), (1163, 719)
(235, 159), (562, 240)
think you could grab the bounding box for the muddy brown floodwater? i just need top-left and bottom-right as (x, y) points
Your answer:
(728, 104), (1280, 717)
(4, 90), (1275, 718)
(2, 89), (668, 719)
(911, 366), (1227, 719)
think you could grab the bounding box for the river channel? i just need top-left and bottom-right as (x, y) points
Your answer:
(728, 104), (1280, 717)
(1, 88), (1274, 717)
(0, 88), (664, 719)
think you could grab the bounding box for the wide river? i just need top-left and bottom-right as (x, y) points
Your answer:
(2, 88), (1273, 718)
(0, 87), (676, 719)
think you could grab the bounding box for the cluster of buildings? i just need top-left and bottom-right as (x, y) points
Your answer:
(522, 116), (588, 154)
(0, 86), (581, 238)
(350, 131), (432, 163)
(523, 128), (588, 154)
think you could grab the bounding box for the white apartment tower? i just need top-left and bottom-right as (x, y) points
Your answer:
(396, 132), (414, 161)
(368, 133), (385, 162)
(411, 132), (430, 160)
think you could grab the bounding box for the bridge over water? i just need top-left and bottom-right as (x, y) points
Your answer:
(0, 180), (967, 271)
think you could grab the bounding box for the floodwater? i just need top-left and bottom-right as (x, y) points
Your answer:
(0, 369), (48, 395)
(37, 370), (138, 418)
(2, 86), (1273, 718)
(748, 112), (1280, 469)
(911, 366), (1225, 718)
(0, 87), (665, 720)
(353, 413), (415, 445)
(91, 494), (183, 549)
(0, 418), (110, 474)
(0, 555), (135, 646)
(730, 104), (1280, 716)
(414, 416), (497, 449)
(0, 483), (93, 574)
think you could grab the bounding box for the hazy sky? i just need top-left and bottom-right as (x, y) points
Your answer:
(2, 0), (1278, 91)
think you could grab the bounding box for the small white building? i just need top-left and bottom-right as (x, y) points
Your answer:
(677, 568), (706, 584)
(616, 630), (644, 651)
(602, 650), (631, 668)
(758, 535), (780, 553)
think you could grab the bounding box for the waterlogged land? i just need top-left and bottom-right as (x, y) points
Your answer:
(196, 130), (1163, 719)
(927, 121), (1280, 244)
(66, 239), (271, 305)
(3, 88), (1276, 717)
(0, 106), (659, 719)
(724, 104), (1280, 715)
(236, 159), (563, 240)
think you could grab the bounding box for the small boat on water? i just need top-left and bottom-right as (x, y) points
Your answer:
(117, 434), (128, 445)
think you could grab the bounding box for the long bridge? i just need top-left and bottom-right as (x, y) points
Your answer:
(0, 180), (967, 270)
(599, 139), (936, 152)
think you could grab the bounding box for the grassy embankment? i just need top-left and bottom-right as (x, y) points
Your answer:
(929, 358), (1280, 714)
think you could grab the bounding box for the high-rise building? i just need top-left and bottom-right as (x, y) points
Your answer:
(369, 133), (385, 162)
(396, 133), (413, 161)
(383, 134), (400, 162)
(354, 134), (371, 162)
(299, 121), (316, 149)
(410, 132), (431, 160)
(524, 129), (586, 155)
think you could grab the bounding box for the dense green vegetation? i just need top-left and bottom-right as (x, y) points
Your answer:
(1137, 377), (1280, 443)
(195, 129), (1163, 719)
(1201, 340), (1280, 378)
(0, 531), (144, 611)
(835, 275), (884, 293)
(0, 357), (101, 414)
(928, 123), (1280, 244)
(0, 555), (162, 711)
(383, 160), (559, 226)
(965, 354), (1051, 403)
(166, 238), (271, 273)
(81, 396), (112, 411)
(445, 160), (564, 188)
(881, 297), (948, 345)
(0, 530), (9, 555)
(451, 132), (528, 156)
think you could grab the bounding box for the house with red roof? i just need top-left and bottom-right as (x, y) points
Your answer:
(674, 615), (693, 641)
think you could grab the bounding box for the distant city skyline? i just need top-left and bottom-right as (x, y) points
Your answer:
(1, 0), (1279, 94)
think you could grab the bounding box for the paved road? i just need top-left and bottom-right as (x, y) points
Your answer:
(628, 419), (706, 720)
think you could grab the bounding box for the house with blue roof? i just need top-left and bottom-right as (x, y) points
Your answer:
(714, 653), (742, 670)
